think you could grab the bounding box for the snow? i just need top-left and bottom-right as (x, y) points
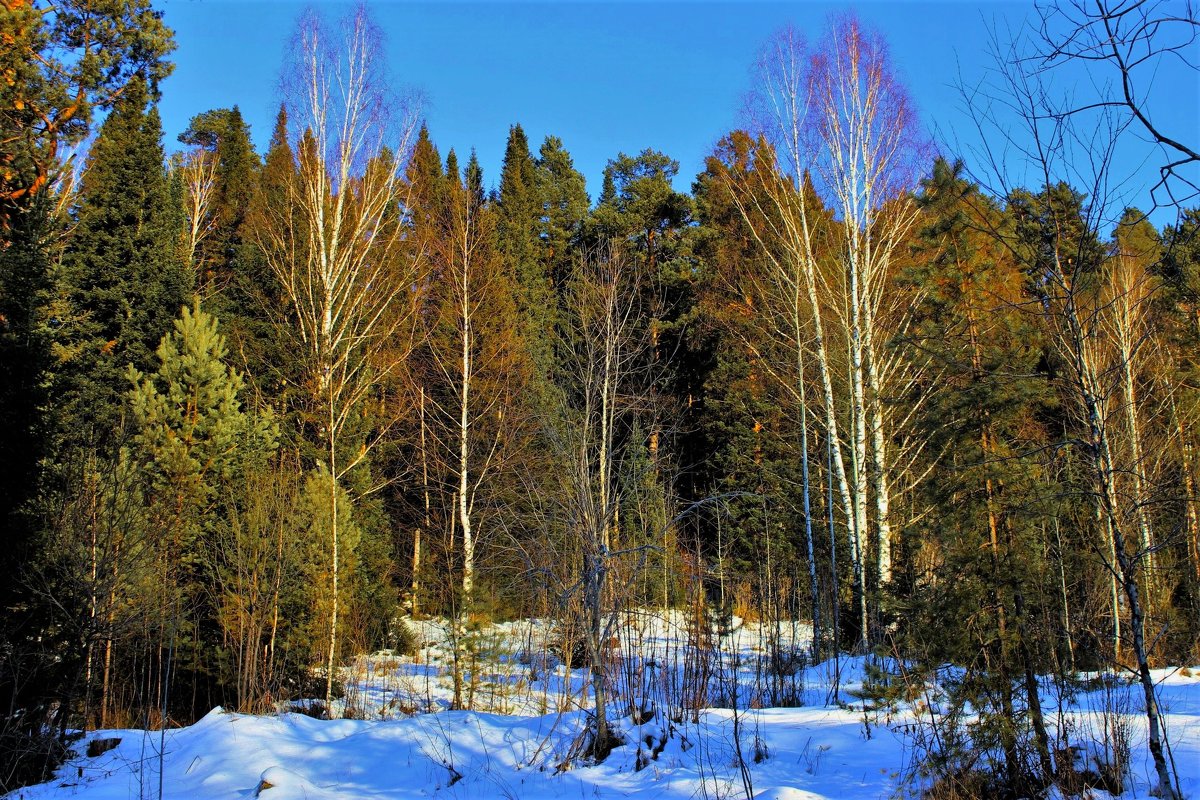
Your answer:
(9, 612), (1200, 800)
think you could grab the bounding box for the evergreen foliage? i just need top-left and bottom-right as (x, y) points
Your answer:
(54, 79), (192, 451)
(127, 303), (278, 716)
(0, 0), (175, 227)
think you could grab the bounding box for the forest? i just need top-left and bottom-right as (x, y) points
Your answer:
(2, 0), (1199, 798)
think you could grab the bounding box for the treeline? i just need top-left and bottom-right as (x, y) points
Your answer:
(2, 1), (1198, 795)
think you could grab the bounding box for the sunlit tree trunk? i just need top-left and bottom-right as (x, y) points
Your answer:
(1105, 248), (1159, 594)
(1058, 262), (1177, 799)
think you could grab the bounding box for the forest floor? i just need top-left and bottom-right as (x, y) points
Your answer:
(10, 611), (1200, 800)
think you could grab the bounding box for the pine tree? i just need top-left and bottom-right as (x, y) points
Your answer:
(0, 0), (175, 229)
(899, 159), (1057, 790)
(128, 303), (277, 518)
(535, 135), (589, 292)
(128, 302), (277, 717)
(1, 5), (175, 785)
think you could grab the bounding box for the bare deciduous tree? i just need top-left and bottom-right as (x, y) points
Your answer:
(962, 22), (1181, 797)
(1035, 0), (1200, 209)
(548, 244), (652, 759)
(735, 15), (926, 648)
(256, 5), (424, 715)
(171, 150), (218, 273)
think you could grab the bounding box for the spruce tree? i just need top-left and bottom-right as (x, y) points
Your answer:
(55, 78), (191, 452)
(497, 125), (556, 395)
(0, 200), (56, 735)
(406, 125), (446, 229)
(445, 149), (461, 191)
(465, 149), (485, 206)
(236, 104), (298, 400)
(0, 201), (52, 558)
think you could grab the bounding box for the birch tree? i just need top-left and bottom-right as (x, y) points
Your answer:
(1103, 212), (1165, 600)
(550, 245), (651, 759)
(172, 150), (218, 272)
(256, 5), (423, 715)
(811, 14), (924, 605)
(963, 25), (1181, 796)
(733, 16), (924, 647)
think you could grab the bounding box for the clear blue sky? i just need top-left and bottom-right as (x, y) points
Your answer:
(156, 0), (1198, 226)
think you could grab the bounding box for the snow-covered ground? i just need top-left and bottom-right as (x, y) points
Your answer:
(10, 611), (1200, 800)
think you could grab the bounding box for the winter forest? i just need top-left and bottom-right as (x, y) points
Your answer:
(2, 1), (1200, 798)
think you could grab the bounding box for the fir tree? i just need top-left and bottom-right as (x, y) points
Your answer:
(497, 125), (556, 394)
(55, 79), (192, 452)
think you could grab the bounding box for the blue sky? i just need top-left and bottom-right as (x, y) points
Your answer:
(155, 0), (1198, 226)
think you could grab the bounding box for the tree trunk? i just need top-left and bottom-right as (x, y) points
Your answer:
(1013, 584), (1054, 783)
(846, 328), (869, 650)
(324, 392), (340, 717)
(1067, 289), (1178, 799)
(414, 386), (430, 618)
(1118, 327), (1156, 600)
(864, 336), (893, 597)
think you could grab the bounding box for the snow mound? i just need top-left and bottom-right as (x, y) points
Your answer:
(12, 612), (1200, 800)
(754, 789), (827, 800)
